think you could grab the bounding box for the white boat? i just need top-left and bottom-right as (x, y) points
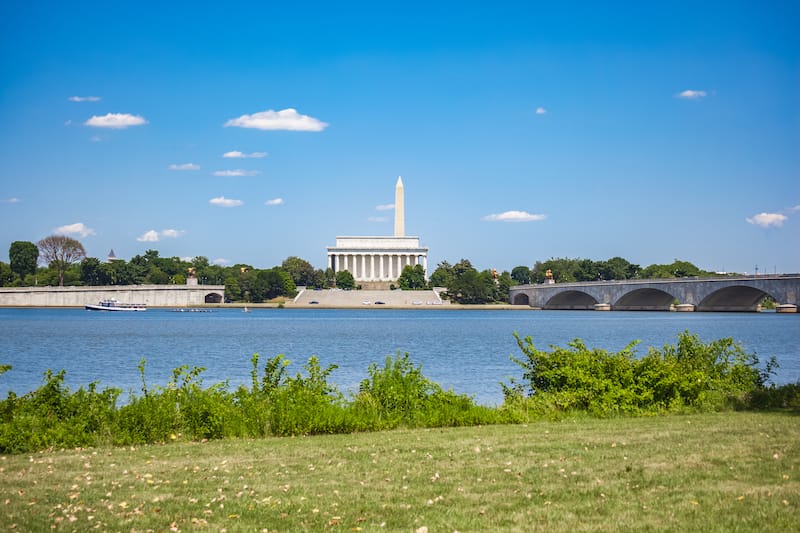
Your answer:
(85, 298), (147, 312)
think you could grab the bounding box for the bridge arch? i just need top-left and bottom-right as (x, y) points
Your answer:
(545, 290), (598, 310)
(512, 293), (530, 306)
(614, 288), (676, 311)
(204, 291), (224, 304)
(697, 286), (771, 312)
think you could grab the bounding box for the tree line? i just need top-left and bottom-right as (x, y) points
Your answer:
(2, 237), (728, 305)
(1, 237), (341, 303)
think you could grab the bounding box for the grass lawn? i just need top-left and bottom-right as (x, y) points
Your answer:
(1, 411), (797, 532)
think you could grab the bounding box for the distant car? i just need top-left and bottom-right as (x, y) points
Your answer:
(374, 301), (385, 305)
(309, 300), (319, 304)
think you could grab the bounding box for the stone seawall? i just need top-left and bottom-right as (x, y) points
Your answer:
(0, 285), (226, 308)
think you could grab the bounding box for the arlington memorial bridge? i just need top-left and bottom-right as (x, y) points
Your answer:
(508, 274), (800, 313)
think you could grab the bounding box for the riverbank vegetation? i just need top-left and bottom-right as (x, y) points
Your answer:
(1, 332), (797, 455)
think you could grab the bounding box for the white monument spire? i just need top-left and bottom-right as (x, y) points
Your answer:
(394, 176), (405, 237)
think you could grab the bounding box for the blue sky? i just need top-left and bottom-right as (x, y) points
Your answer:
(1, 1), (798, 274)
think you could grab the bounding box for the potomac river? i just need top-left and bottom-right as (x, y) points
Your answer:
(0, 308), (797, 406)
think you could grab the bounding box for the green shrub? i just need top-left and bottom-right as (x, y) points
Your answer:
(354, 352), (495, 428)
(114, 360), (237, 444)
(503, 330), (774, 417)
(267, 356), (350, 436)
(0, 369), (119, 453)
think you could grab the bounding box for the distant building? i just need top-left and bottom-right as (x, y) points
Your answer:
(326, 177), (428, 289)
(107, 249), (123, 262)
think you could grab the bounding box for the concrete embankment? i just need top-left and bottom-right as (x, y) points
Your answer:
(0, 285), (226, 308)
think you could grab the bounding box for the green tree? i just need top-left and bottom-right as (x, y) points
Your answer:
(278, 270), (298, 297)
(103, 260), (137, 285)
(0, 262), (14, 286)
(510, 265), (531, 285)
(335, 270), (355, 290)
(147, 266), (170, 284)
(428, 261), (454, 288)
(251, 269), (288, 302)
(495, 270), (513, 302)
(281, 256), (316, 287)
(640, 259), (710, 279)
(606, 256), (640, 279)
(9, 241), (38, 284)
(324, 268), (336, 288)
(309, 268), (327, 289)
(224, 276), (242, 302)
(81, 257), (112, 286)
(37, 235), (86, 286)
(199, 264), (225, 286)
(397, 264), (427, 290)
(442, 261), (497, 304)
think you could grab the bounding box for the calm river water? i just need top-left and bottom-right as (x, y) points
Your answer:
(0, 308), (797, 405)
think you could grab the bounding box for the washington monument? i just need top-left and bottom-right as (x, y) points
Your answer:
(394, 176), (405, 237)
(326, 176), (427, 287)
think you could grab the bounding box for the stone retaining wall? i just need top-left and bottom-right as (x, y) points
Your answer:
(0, 285), (226, 307)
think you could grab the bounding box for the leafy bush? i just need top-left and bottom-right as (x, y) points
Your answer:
(0, 369), (120, 453)
(354, 352), (494, 428)
(266, 356), (357, 436)
(503, 330), (775, 417)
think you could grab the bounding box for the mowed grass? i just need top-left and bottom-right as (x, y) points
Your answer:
(1, 412), (797, 532)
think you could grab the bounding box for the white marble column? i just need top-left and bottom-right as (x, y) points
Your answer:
(370, 255), (375, 280)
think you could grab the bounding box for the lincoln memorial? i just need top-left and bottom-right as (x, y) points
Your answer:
(326, 177), (429, 288)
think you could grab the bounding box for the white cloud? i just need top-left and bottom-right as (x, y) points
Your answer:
(746, 212), (787, 228)
(213, 258), (231, 265)
(69, 96), (101, 102)
(265, 198), (284, 206)
(85, 113), (148, 128)
(213, 169), (259, 177)
(535, 107), (547, 115)
(55, 222), (96, 237)
(137, 228), (186, 242)
(368, 216), (388, 223)
(676, 89), (707, 100)
(224, 108), (329, 131)
(137, 230), (160, 242)
(168, 163), (200, 171)
(209, 196), (243, 207)
(223, 150), (268, 159)
(2, 197), (21, 203)
(789, 205), (800, 212)
(375, 203), (395, 211)
(482, 210), (547, 222)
